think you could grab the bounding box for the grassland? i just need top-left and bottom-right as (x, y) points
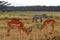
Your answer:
(0, 11), (60, 40)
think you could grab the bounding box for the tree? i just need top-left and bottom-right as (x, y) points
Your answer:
(0, 1), (11, 12)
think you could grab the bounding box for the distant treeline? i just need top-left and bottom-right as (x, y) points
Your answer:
(0, 6), (60, 12)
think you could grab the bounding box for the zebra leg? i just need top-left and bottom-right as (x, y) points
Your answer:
(32, 19), (38, 23)
(32, 19), (34, 22)
(36, 19), (38, 23)
(40, 18), (42, 22)
(32, 17), (35, 22)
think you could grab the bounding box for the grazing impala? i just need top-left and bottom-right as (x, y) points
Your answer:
(7, 18), (32, 36)
(39, 19), (55, 32)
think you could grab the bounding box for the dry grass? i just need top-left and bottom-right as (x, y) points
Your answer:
(0, 11), (60, 40)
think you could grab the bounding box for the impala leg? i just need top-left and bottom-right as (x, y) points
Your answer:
(21, 27), (29, 35)
(18, 26), (28, 35)
(46, 26), (49, 34)
(18, 27), (22, 35)
(40, 25), (45, 31)
(51, 24), (54, 32)
(7, 27), (11, 36)
(48, 23), (55, 35)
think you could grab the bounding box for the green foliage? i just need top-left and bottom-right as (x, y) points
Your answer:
(0, 11), (60, 16)
(0, 1), (11, 12)
(19, 14), (26, 16)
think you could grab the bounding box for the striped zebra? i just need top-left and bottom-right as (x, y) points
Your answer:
(32, 14), (48, 22)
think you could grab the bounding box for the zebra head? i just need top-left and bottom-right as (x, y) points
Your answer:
(42, 14), (48, 18)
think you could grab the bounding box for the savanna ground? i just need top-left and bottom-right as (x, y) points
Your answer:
(0, 11), (60, 40)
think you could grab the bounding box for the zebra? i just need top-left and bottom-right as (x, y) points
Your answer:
(32, 14), (48, 23)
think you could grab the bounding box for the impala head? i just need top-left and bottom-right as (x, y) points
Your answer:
(27, 27), (32, 33)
